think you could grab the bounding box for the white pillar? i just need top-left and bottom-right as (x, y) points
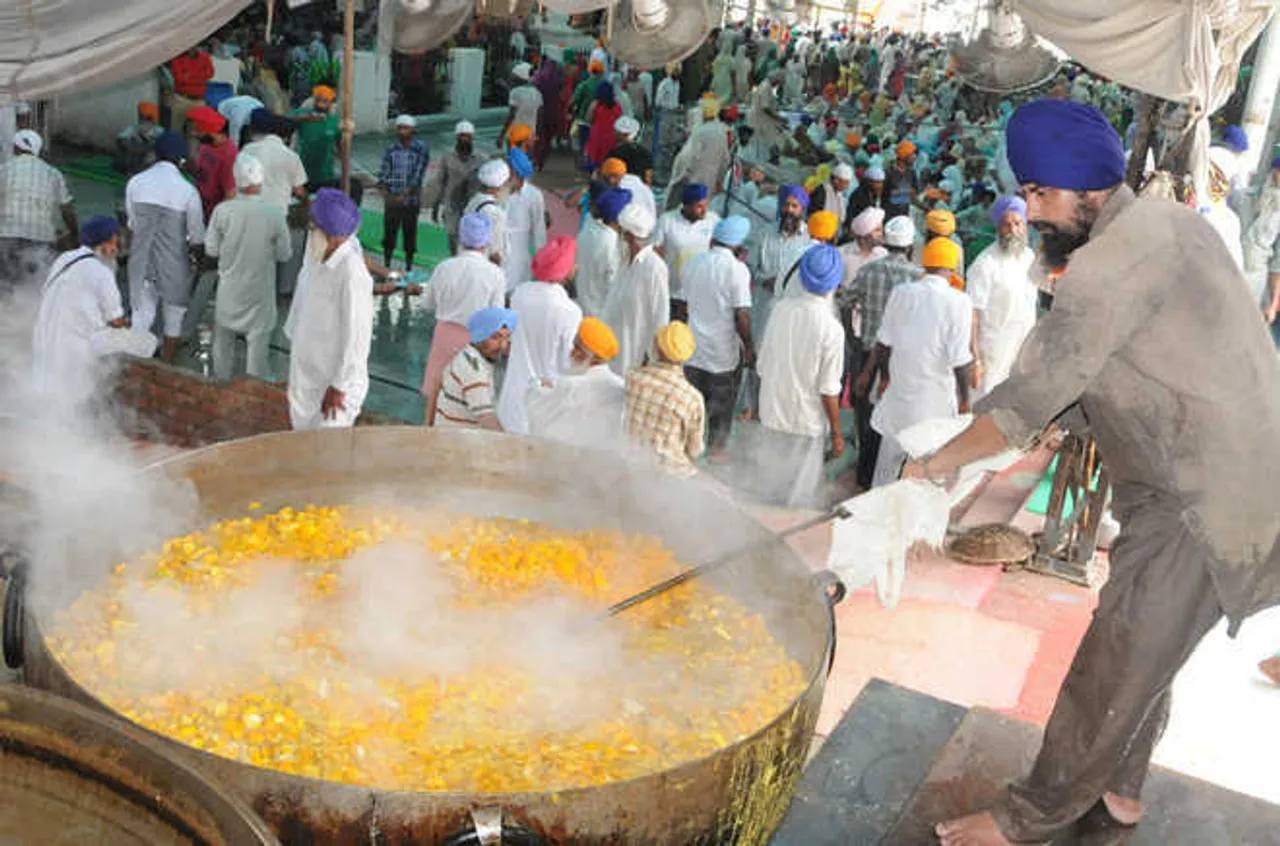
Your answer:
(1242, 16), (1280, 176)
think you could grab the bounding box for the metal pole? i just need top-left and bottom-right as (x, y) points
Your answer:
(265, 0), (274, 45)
(340, 0), (356, 194)
(1242, 16), (1280, 179)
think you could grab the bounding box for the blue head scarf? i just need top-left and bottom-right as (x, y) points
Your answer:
(596, 188), (633, 223)
(507, 147), (534, 179)
(596, 81), (616, 108)
(468, 307), (518, 344)
(713, 215), (751, 247)
(155, 129), (188, 163)
(459, 212), (493, 249)
(990, 195), (1027, 226)
(79, 215), (120, 248)
(1005, 99), (1125, 191)
(1222, 125), (1248, 154)
(681, 183), (709, 205)
(778, 184), (810, 213)
(798, 244), (843, 295)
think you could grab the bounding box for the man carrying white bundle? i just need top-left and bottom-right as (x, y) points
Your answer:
(463, 158), (511, 268)
(205, 154), (293, 380)
(32, 215), (157, 403)
(604, 202), (669, 376)
(285, 188), (374, 430)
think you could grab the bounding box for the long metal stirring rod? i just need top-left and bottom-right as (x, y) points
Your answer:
(603, 505), (852, 618)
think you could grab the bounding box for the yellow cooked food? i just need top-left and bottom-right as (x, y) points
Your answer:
(49, 505), (806, 792)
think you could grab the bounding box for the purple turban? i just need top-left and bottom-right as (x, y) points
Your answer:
(596, 188), (632, 223)
(459, 212), (492, 249)
(507, 147), (534, 179)
(798, 244), (843, 295)
(1005, 99), (1125, 191)
(1222, 125), (1248, 154)
(991, 195), (1027, 226)
(681, 182), (709, 205)
(310, 187), (361, 237)
(779, 184), (810, 213)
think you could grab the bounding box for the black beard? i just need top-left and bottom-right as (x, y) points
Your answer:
(457, 142), (473, 155)
(1036, 227), (1089, 269)
(780, 214), (802, 234)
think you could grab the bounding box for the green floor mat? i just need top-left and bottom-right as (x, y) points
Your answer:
(356, 209), (451, 270)
(61, 154), (130, 188)
(1025, 455), (1102, 518)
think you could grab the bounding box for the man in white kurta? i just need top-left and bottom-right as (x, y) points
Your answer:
(654, 182), (720, 312)
(1202, 146), (1245, 274)
(502, 148), (547, 292)
(32, 216), (157, 405)
(206, 154), (292, 380)
(618, 173), (656, 220)
(604, 203), (669, 377)
(497, 236), (583, 434)
(966, 196), (1038, 398)
(463, 159), (511, 268)
(525, 317), (625, 449)
(284, 189), (374, 430)
(575, 187), (629, 317)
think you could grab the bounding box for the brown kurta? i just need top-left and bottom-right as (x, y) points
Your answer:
(980, 185), (1280, 633)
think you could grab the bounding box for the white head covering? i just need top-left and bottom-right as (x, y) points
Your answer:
(512, 62), (533, 82)
(832, 163), (854, 182)
(395, 114), (416, 129)
(617, 203), (655, 239)
(455, 120), (476, 136)
(479, 159), (511, 189)
(864, 163), (886, 181)
(614, 116), (641, 139)
(233, 153), (265, 189)
(850, 206), (885, 237)
(883, 215), (915, 248)
(1208, 145), (1240, 181)
(13, 129), (42, 156)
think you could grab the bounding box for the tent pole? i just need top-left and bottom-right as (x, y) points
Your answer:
(265, 0), (275, 45)
(340, 0), (355, 194)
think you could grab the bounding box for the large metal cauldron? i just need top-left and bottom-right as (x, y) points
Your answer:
(12, 428), (843, 845)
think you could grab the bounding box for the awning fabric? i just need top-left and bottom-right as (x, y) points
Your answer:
(0, 0), (251, 101)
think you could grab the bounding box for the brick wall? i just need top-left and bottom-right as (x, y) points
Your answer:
(110, 357), (393, 448)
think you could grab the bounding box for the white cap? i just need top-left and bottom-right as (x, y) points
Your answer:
(1208, 145), (1240, 180)
(618, 203), (655, 239)
(233, 153), (264, 188)
(512, 62), (533, 81)
(478, 159), (511, 189)
(13, 129), (41, 156)
(455, 120), (476, 136)
(395, 114), (416, 129)
(614, 116), (641, 138)
(832, 163), (854, 182)
(883, 215), (915, 248)
(864, 164), (886, 181)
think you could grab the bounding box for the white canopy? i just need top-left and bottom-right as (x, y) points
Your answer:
(0, 0), (250, 101)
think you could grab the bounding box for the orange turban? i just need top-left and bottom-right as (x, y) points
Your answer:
(807, 210), (839, 242)
(577, 317), (619, 361)
(926, 209), (956, 237)
(312, 85), (337, 102)
(589, 60), (605, 73)
(896, 139), (917, 158)
(508, 123), (534, 145)
(137, 101), (160, 122)
(532, 236), (578, 283)
(600, 157), (626, 177)
(922, 237), (961, 271)
(845, 132), (861, 148)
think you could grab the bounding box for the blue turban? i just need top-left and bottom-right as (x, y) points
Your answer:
(468, 307), (518, 344)
(1222, 125), (1248, 154)
(778, 184), (810, 213)
(588, 179), (610, 206)
(713, 215), (751, 247)
(1005, 99), (1125, 191)
(310, 187), (361, 237)
(681, 182), (709, 205)
(459, 212), (493, 249)
(596, 188), (632, 223)
(1273, 155), (1280, 171)
(595, 81), (615, 107)
(507, 147), (534, 179)
(990, 195), (1027, 226)
(155, 129), (187, 163)
(249, 107), (273, 131)
(798, 244), (843, 295)
(79, 215), (120, 248)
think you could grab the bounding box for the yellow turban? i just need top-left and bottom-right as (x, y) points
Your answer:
(655, 321), (696, 364)
(312, 85), (337, 102)
(508, 123), (533, 145)
(578, 317), (619, 361)
(922, 237), (962, 271)
(600, 157), (626, 177)
(700, 94), (721, 119)
(926, 209), (956, 237)
(807, 210), (839, 242)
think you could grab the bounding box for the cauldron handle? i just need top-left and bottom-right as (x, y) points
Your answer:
(811, 570), (846, 677)
(2, 555), (26, 670)
(439, 808), (553, 846)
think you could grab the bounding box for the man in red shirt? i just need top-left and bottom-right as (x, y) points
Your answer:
(166, 47), (214, 131)
(187, 106), (237, 222)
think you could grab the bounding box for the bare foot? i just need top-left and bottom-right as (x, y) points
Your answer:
(1261, 656), (1280, 686)
(736, 409), (757, 422)
(1101, 792), (1142, 826)
(935, 812), (1016, 845)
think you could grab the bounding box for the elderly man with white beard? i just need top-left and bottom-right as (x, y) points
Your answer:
(525, 317), (625, 448)
(965, 195), (1038, 398)
(32, 215), (157, 404)
(284, 189), (374, 430)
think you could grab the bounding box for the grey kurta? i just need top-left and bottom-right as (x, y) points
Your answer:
(126, 161), (204, 308)
(205, 194), (292, 333)
(974, 185), (1280, 841)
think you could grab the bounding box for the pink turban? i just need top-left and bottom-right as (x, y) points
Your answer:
(850, 206), (886, 237)
(531, 236), (577, 283)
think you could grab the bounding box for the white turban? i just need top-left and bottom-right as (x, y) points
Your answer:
(850, 206), (885, 237)
(455, 120), (476, 136)
(395, 114), (416, 128)
(883, 215), (915, 248)
(615, 116), (641, 138)
(617, 202), (655, 239)
(865, 164), (886, 181)
(833, 163), (855, 182)
(233, 153), (265, 189)
(478, 159), (511, 189)
(13, 129), (42, 156)
(512, 62), (533, 81)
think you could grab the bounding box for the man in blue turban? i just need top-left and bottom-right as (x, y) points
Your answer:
(574, 188), (631, 318)
(654, 181), (717, 320)
(503, 144), (548, 291)
(752, 243), (846, 507)
(433, 307), (517, 430)
(284, 187), (374, 431)
(914, 97), (1280, 846)
(595, 187), (632, 224)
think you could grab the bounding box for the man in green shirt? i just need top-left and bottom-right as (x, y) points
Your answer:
(290, 84), (340, 190)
